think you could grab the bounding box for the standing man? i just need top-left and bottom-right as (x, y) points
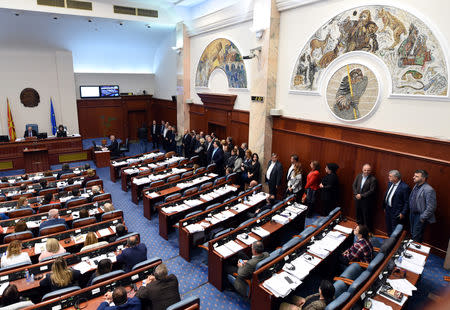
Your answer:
(352, 163), (377, 232)
(205, 135), (214, 164)
(265, 153), (283, 198)
(182, 129), (192, 158)
(409, 170), (436, 242)
(286, 154), (299, 182)
(137, 123), (148, 154)
(383, 170), (410, 235)
(210, 140), (224, 175)
(151, 120), (159, 149)
(159, 120), (165, 149)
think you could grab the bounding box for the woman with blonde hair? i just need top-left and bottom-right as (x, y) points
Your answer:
(38, 238), (66, 261)
(103, 203), (115, 213)
(80, 231), (108, 252)
(286, 162), (303, 201)
(39, 257), (80, 292)
(15, 197), (29, 209)
(1, 240), (31, 268)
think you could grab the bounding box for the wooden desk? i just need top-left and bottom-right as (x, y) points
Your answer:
(0, 136), (83, 171)
(109, 150), (160, 182)
(23, 148), (49, 173)
(94, 150), (110, 168)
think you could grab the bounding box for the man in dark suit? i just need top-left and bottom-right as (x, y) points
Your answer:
(39, 209), (67, 233)
(116, 235), (147, 272)
(24, 126), (37, 138)
(107, 135), (120, 158)
(151, 120), (159, 149)
(57, 163), (73, 180)
(165, 126), (175, 152)
(383, 170), (410, 235)
(265, 153), (283, 197)
(210, 140), (224, 175)
(158, 120), (165, 148)
(409, 169), (436, 242)
(182, 129), (192, 158)
(205, 135), (214, 164)
(98, 286), (141, 310)
(137, 123), (148, 153)
(135, 263), (181, 310)
(238, 143), (248, 159)
(352, 163), (377, 232)
(226, 241), (269, 297)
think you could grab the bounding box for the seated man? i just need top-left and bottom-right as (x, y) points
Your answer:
(340, 224), (373, 265)
(116, 235), (147, 272)
(226, 241), (269, 297)
(136, 263), (181, 310)
(109, 224), (128, 242)
(108, 135), (121, 158)
(57, 163), (73, 180)
(24, 126), (37, 138)
(280, 280), (335, 310)
(39, 209), (68, 232)
(97, 286), (141, 310)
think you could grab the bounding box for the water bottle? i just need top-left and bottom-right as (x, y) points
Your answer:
(30, 273), (34, 282)
(25, 269), (30, 282)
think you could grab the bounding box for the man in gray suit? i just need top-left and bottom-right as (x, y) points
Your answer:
(352, 163), (377, 232)
(227, 241), (269, 297)
(409, 169), (436, 242)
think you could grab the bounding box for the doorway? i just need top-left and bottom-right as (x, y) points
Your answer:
(128, 111), (146, 142)
(208, 122), (226, 140)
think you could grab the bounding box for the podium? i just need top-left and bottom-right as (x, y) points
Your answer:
(23, 148), (50, 173)
(93, 150), (110, 168)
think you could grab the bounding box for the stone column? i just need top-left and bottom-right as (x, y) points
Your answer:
(248, 0), (280, 174)
(176, 22), (190, 133)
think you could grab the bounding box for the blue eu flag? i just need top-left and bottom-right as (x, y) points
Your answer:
(50, 99), (57, 135)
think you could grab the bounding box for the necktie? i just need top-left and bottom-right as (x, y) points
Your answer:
(385, 184), (396, 206)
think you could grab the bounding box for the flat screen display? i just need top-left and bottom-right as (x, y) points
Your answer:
(100, 85), (120, 97)
(80, 86), (100, 98)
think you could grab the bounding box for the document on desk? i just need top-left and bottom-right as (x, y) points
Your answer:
(307, 243), (330, 259)
(110, 225), (117, 233)
(334, 224), (353, 234)
(283, 261), (311, 280)
(199, 193), (214, 201)
(232, 203), (250, 213)
(73, 234), (87, 244)
(263, 271), (301, 298)
(34, 242), (47, 254)
(98, 228), (111, 237)
(246, 193), (267, 206)
(148, 192), (160, 198)
(387, 279), (417, 296)
(186, 224), (204, 233)
(272, 214), (290, 225)
(377, 287), (408, 306)
(214, 244), (234, 258)
(224, 240), (244, 253)
(73, 261), (92, 274)
(237, 233), (258, 245)
(0, 282), (9, 295)
(408, 243), (430, 254)
(395, 258), (424, 274)
(208, 173), (218, 177)
(368, 298), (393, 310)
(318, 235), (343, 251)
(184, 199), (203, 207)
(26, 221), (41, 229)
(251, 226), (270, 238)
(403, 250), (427, 267)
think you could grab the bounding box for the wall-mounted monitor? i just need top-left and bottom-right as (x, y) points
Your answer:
(80, 86), (100, 98)
(100, 85), (120, 97)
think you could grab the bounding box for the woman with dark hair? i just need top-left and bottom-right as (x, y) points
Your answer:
(242, 153), (260, 186)
(302, 161), (321, 217)
(56, 125), (67, 138)
(42, 193), (54, 205)
(14, 220), (28, 233)
(340, 224), (373, 265)
(319, 163), (340, 215)
(87, 258), (112, 286)
(279, 280), (335, 310)
(0, 284), (34, 308)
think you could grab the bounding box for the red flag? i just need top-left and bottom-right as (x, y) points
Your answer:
(7, 98), (16, 141)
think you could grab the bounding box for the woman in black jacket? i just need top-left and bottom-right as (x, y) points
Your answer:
(319, 163), (339, 215)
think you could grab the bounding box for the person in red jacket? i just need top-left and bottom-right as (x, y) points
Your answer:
(302, 160), (321, 217)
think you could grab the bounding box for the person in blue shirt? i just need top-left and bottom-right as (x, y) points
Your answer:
(116, 235), (147, 272)
(39, 209), (67, 234)
(97, 286), (141, 310)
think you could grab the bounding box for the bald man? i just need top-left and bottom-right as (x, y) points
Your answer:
(352, 164), (377, 232)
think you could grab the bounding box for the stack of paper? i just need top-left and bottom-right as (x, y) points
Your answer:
(0, 282), (9, 295)
(236, 233), (258, 245)
(308, 242), (330, 259)
(98, 228), (111, 237)
(368, 298), (393, 310)
(334, 224), (353, 234)
(26, 221), (41, 229)
(251, 227), (270, 238)
(184, 199), (203, 207)
(199, 193), (214, 201)
(223, 240), (244, 253)
(214, 244), (234, 257)
(72, 234), (87, 244)
(162, 204), (190, 214)
(185, 224), (204, 233)
(34, 242), (47, 254)
(272, 214), (290, 225)
(148, 192), (160, 198)
(408, 243), (431, 254)
(387, 279), (417, 296)
(73, 261), (92, 274)
(263, 271), (302, 298)
(395, 259), (424, 274)
(402, 250), (426, 267)
(232, 203), (249, 213)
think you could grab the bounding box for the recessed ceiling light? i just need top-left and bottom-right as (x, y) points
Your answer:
(53, 17), (58, 20)
(146, 24), (151, 29)
(15, 13), (20, 16)
(88, 19), (93, 23)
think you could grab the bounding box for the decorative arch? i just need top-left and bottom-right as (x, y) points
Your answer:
(290, 5), (448, 97)
(195, 38), (247, 89)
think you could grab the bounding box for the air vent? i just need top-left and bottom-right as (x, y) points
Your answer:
(37, 0), (65, 7)
(66, 0), (92, 10)
(113, 5), (136, 16)
(137, 8), (158, 18)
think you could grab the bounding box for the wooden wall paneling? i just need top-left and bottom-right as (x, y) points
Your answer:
(151, 99), (177, 127)
(272, 116), (450, 256)
(188, 104), (206, 132)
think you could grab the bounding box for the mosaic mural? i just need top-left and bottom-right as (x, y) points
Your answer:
(195, 38), (247, 89)
(291, 5), (448, 97)
(326, 64), (379, 121)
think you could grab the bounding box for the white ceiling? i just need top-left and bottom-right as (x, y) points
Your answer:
(0, 8), (176, 73)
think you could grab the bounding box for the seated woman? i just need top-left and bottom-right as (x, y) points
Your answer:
(39, 238), (67, 262)
(0, 284), (34, 309)
(103, 203), (115, 213)
(56, 125), (67, 138)
(39, 257), (81, 293)
(79, 208), (89, 219)
(42, 193), (54, 205)
(81, 169), (96, 188)
(280, 280), (335, 310)
(1, 240), (31, 268)
(80, 231), (108, 252)
(340, 224), (373, 264)
(87, 258), (112, 286)
(15, 197), (30, 210)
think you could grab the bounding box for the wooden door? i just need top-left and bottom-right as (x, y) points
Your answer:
(127, 111), (146, 142)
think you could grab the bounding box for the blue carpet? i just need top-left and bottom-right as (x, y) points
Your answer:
(1, 140), (448, 309)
